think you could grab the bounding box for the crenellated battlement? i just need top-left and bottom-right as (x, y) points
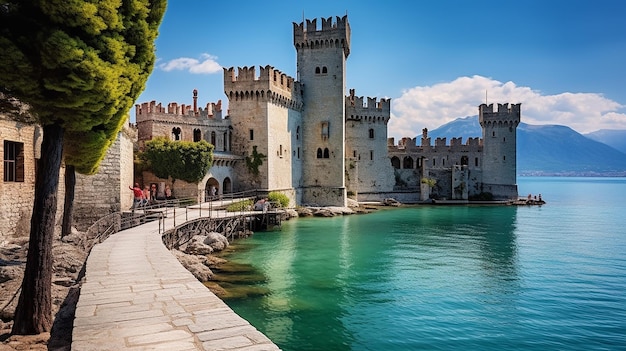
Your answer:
(293, 15), (351, 57)
(346, 89), (391, 112)
(389, 128), (482, 151)
(345, 89), (391, 124)
(223, 65), (303, 111)
(135, 91), (223, 121)
(479, 103), (521, 126)
(223, 65), (299, 94)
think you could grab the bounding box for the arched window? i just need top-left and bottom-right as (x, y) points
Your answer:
(193, 129), (201, 142)
(391, 156), (400, 169)
(296, 126), (300, 140)
(369, 128), (374, 139)
(172, 127), (181, 141)
(461, 156), (468, 166)
(317, 148), (323, 158)
(210, 131), (216, 146)
(223, 132), (227, 151)
(323, 148), (330, 158)
(322, 66), (327, 74)
(315, 67), (321, 74)
(403, 156), (414, 169)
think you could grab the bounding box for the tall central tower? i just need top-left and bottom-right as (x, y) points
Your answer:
(294, 15), (351, 206)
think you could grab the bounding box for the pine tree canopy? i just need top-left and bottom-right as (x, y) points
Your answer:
(0, 0), (167, 173)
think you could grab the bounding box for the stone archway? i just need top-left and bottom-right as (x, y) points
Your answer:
(205, 178), (219, 201)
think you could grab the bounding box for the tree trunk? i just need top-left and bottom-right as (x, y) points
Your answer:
(12, 123), (64, 335)
(61, 164), (75, 237)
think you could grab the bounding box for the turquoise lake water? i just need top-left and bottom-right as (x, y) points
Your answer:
(222, 177), (626, 350)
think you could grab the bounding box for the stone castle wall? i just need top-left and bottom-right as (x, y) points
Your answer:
(73, 125), (136, 230)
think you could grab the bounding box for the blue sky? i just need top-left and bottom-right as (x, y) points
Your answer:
(134, 0), (626, 139)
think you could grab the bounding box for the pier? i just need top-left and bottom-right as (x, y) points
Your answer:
(72, 199), (282, 350)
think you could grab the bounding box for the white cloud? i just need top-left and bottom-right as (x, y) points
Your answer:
(158, 53), (221, 74)
(389, 75), (626, 139)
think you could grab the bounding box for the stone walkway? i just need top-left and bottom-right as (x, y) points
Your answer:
(72, 207), (280, 350)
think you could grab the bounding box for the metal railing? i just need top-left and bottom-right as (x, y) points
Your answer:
(82, 190), (264, 251)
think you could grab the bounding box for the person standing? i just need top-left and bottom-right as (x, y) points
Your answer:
(129, 183), (143, 208)
(143, 185), (151, 206)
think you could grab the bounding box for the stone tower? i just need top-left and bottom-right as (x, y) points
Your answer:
(479, 103), (521, 199)
(345, 89), (395, 198)
(224, 66), (303, 193)
(294, 15), (351, 206)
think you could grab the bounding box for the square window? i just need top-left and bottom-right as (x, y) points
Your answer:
(4, 140), (25, 182)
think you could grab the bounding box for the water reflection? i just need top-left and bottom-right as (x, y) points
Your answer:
(224, 206), (522, 351)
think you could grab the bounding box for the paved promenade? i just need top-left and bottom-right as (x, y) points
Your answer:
(72, 206), (280, 350)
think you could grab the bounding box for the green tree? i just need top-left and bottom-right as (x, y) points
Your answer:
(0, 0), (166, 334)
(142, 137), (214, 184)
(61, 117), (127, 237)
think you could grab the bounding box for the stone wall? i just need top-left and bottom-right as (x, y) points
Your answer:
(73, 125), (136, 230)
(0, 116), (65, 240)
(0, 118), (39, 239)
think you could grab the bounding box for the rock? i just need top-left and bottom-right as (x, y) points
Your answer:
(328, 206), (355, 215)
(282, 209), (299, 219)
(313, 209), (335, 217)
(296, 207), (314, 217)
(184, 235), (214, 255)
(383, 198), (401, 206)
(171, 250), (213, 281)
(202, 232), (229, 252)
(185, 262), (213, 281)
(347, 198), (359, 208)
(0, 266), (22, 284)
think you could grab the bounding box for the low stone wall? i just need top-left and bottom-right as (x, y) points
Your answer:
(357, 191), (421, 204)
(302, 186), (347, 207)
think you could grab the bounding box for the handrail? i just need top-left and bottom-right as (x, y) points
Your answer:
(82, 191), (264, 251)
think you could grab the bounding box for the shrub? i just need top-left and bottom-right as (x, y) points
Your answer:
(268, 192), (290, 208)
(226, 199), (253, 212)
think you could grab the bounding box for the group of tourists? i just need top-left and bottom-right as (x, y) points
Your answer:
(129, 183), (172, 209)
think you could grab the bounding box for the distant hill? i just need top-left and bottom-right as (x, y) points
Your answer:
(585, 129), (626, 154)
(426, 116), (626, 176)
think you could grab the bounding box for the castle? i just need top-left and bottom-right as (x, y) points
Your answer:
(0, 15), (520, 240)
(135, 15), (520, 206)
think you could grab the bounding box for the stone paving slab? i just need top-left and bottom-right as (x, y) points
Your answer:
(72, 210), (280, 350)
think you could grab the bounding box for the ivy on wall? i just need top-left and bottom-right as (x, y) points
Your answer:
(245, 145), (266, 176)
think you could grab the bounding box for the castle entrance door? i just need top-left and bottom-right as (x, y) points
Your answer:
(205, 178), (219, 201)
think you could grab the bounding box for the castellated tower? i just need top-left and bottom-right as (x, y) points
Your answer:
(224, 65), (303, 194)
(479, 103), (521, 199)
(294, 15), (351, 206)
(345, 90), (395, 198)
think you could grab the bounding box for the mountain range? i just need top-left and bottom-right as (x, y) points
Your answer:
(426, 116), (626, 176)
